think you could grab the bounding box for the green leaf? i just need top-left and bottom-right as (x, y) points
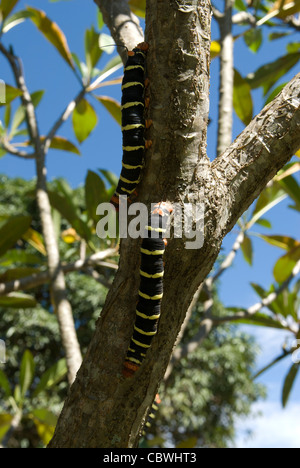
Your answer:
(277, 174), (300, 212)
(26, 7), (74, 69)
(0, 267), (40, 282)
(286, 42), (300, 54)
(255, 218), (272, 229)
(253, 352), (289, 379)
(0, 0), (20, 20)
(20, 350), (35, 399)
(0, 414), (13, 443)
(48, 190), (91, 241)
(31, 409), (57, 445)
(0, 84), (22, 107)
(241, 234), (253, 265)
(256, 235), (299, 251)
(0, 249), (42, 267)
(2, 9), (32, 33)
(233, 69), (253, 126)
(23, 135), (81, 155)
(95, 95), (121, 126)
(273, 245), (300, 283)
(99, 169), (119, 188)
(226, 309), (287, 330)
(129, 0), (146, 17)
(85, 170), (107, 225)
(33, 359), (67, 396)
(268, 32), (291, 41)
(10, 90), (45, 134)
(85, 26), (102, 77)
(72, 98), (98, 143)
(4, 103), (11, 127)
(0, 369), (12, 397)
(97, 10), (104, 30)
(234, 0), (246, 11)
(244, 28), (263, 53)
(247, 185), (287, 229)
(176, 436), (198, 448)
(246, 52), (300, 95)
(264, 82), (287, 106)
(282, 364), (299, 408)
(0, 215), (32, 258)
(0, 293), (37, 308)
(22, 227), (47, 256)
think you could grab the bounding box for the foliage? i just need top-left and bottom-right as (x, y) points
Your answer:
(144, 297), (266, 448)
(0, 0), (299, 448)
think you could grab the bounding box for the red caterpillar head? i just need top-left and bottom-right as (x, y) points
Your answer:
(137, 42), (149, 52)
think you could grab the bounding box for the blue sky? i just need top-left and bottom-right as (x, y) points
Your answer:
(0, 0), (299, 448)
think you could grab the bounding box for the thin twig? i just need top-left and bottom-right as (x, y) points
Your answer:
(212, 259), (300, 329)
(0, 248), (118, 296)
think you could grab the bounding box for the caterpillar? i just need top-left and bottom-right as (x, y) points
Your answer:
(142, 394), (161, 437)
(110, 42), (150, 210)
(123, 202), (173, 378)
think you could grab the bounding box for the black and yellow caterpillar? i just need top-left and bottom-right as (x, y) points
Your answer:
(123, 202), (173, 378)
(110, 42), (150, 209)
(142, 394), (161, 437)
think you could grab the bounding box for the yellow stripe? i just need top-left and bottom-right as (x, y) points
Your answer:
(123, 145), (144, 151)
(136, 310), (160, 320)
(122, 162), (143, 170)
(152, 404), (158, 411)
(146, 225), (166, 233)
(122, 81), (144, 90)
(140, 270), (164, 279)
(140, 248), (165, 255)
(116, 186), (136, 195)
(127, 356), (142, 365)
(134, 326), (157, 336)
(122, 123), (145, 131)
(121, 101), (144, 110)
(119, 175), (140, 184)
(132, 338), (151, 348)
(125, 65), (144, 71)
(139, 291), (163, 300)
(128, 347), (135, 353)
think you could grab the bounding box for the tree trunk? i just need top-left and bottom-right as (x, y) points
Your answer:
(48, 0), (300, 448)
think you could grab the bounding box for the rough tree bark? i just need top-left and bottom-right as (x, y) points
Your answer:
(48, 0), (300, 448)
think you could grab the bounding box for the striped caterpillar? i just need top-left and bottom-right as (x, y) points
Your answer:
(123, 202), (173, 378)
(110, 42), (150, 209)
(142, 394), (161, 437)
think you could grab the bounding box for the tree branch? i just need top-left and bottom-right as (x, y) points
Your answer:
(48, 1), (300, 447)
(94, 0), (144, 64)
(43, 88), (86, 154)
(212, 259), (300, 330)
(0, 41), (82, 385)
(216, 0), (234, 157)
(0, 137), (36, 159)
(0, 248), (118, 296)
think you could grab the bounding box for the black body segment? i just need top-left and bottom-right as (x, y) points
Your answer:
(110, 43), (149, 208)
(123, 202), (173, 378)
